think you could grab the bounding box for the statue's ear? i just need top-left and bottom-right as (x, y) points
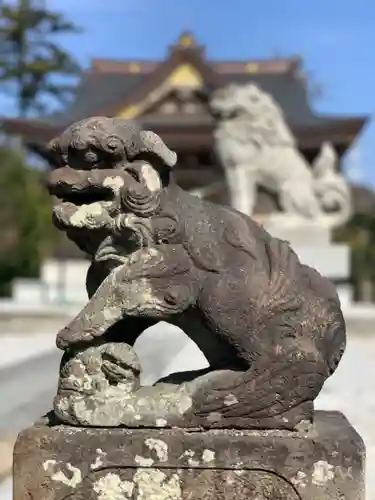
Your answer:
(138, 130), (177, 168)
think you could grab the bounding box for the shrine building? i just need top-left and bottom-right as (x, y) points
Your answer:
(0, 32), (369, 260)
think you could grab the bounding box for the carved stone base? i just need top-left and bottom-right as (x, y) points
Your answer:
(13, 411), (365, 500)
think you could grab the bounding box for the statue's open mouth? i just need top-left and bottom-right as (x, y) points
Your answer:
(47, 166), (149, 262)
(50, 183), (115, 206)
(46, 166), (124, 208)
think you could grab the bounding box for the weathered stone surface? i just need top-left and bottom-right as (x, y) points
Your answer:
(44, 116), (347, 431)
(10, 116), (367, 500)
(13, 411), (365, 500)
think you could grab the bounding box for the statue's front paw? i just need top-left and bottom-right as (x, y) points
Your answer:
(56, 327), (95, 350)
(56, 329), (72, 350)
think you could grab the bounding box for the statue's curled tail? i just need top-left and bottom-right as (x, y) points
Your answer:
(192, 238), (346, 429)
(312, 142), (352, 226)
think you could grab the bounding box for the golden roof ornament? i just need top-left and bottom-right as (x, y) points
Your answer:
(177, 32), (196, 48)
(129, 63), (140, 73)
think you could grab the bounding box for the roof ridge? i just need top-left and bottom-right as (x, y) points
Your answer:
(90, 55), (302, 75)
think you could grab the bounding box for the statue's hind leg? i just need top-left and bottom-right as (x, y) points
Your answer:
(195, 266), (340, 430)
(191, 352), (328, 429)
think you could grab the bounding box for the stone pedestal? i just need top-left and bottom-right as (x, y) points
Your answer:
(262, 216), (350, 279)
(13, 411), (365, 500)
(261, 215), (352, 304)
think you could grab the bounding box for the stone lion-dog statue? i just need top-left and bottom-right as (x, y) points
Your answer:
(46, 117), (346, 430)
(211, 83), (351, 224)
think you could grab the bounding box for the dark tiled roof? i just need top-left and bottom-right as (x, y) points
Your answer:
(2, 52), (366, 149)
(42, 71), (147, 127)
(41, 70), (327, 129)
(0, 31), (368, 143)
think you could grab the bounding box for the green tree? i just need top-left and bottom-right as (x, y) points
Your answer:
(0, 146), (56, 296)
(335, 214), (375, 302)
(0, 0), (81, 116)
(0, 0), (81, 293)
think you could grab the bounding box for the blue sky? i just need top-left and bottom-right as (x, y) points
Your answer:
(4, 0), (375, 185)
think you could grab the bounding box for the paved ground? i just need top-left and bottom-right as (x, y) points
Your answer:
(0, 326), (374, 499)
(314, 334), (375, 499)
(0, 350), (61, 436)
(0, 333), (57, 370)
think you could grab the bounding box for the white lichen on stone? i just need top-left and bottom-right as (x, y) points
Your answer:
(207, 412), (222, 422)
(224, 393), (238, 406)
(53, 465), (82, 488)
(109, 272), (168, 317)
(103, 306), (122, 322)
(43, 460), (82, 488)
(233, 469), (246, 476)
(135, 455), (154, 467)
(295, 419), (312, 434)
(133, 469), (181, 500)
(179, 449), (199, 466)
(291, 470), (307, 488)
(55, 396), (70, 411)
(91, 448), (107, 470)
(43, 459), (57, 470)
(233, 461), (245, 476)
(139, 164), (162, 192)
(93, 473), (134, 500)
(177, 394), (193, 414)
(202, 449), (215, 463)
(188, 458), (200, 467)
(71, 398), (95, 423)
(81, 374), (95, 392)
(145, 438), (168, 462)
(336, 465), (354, 481)
(181, 450), (194, 458)
(103, 176), (125, 194)
(155, 418), (167, 427)
(70, 202), (104, 228)
(312, 460), (335, 485)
